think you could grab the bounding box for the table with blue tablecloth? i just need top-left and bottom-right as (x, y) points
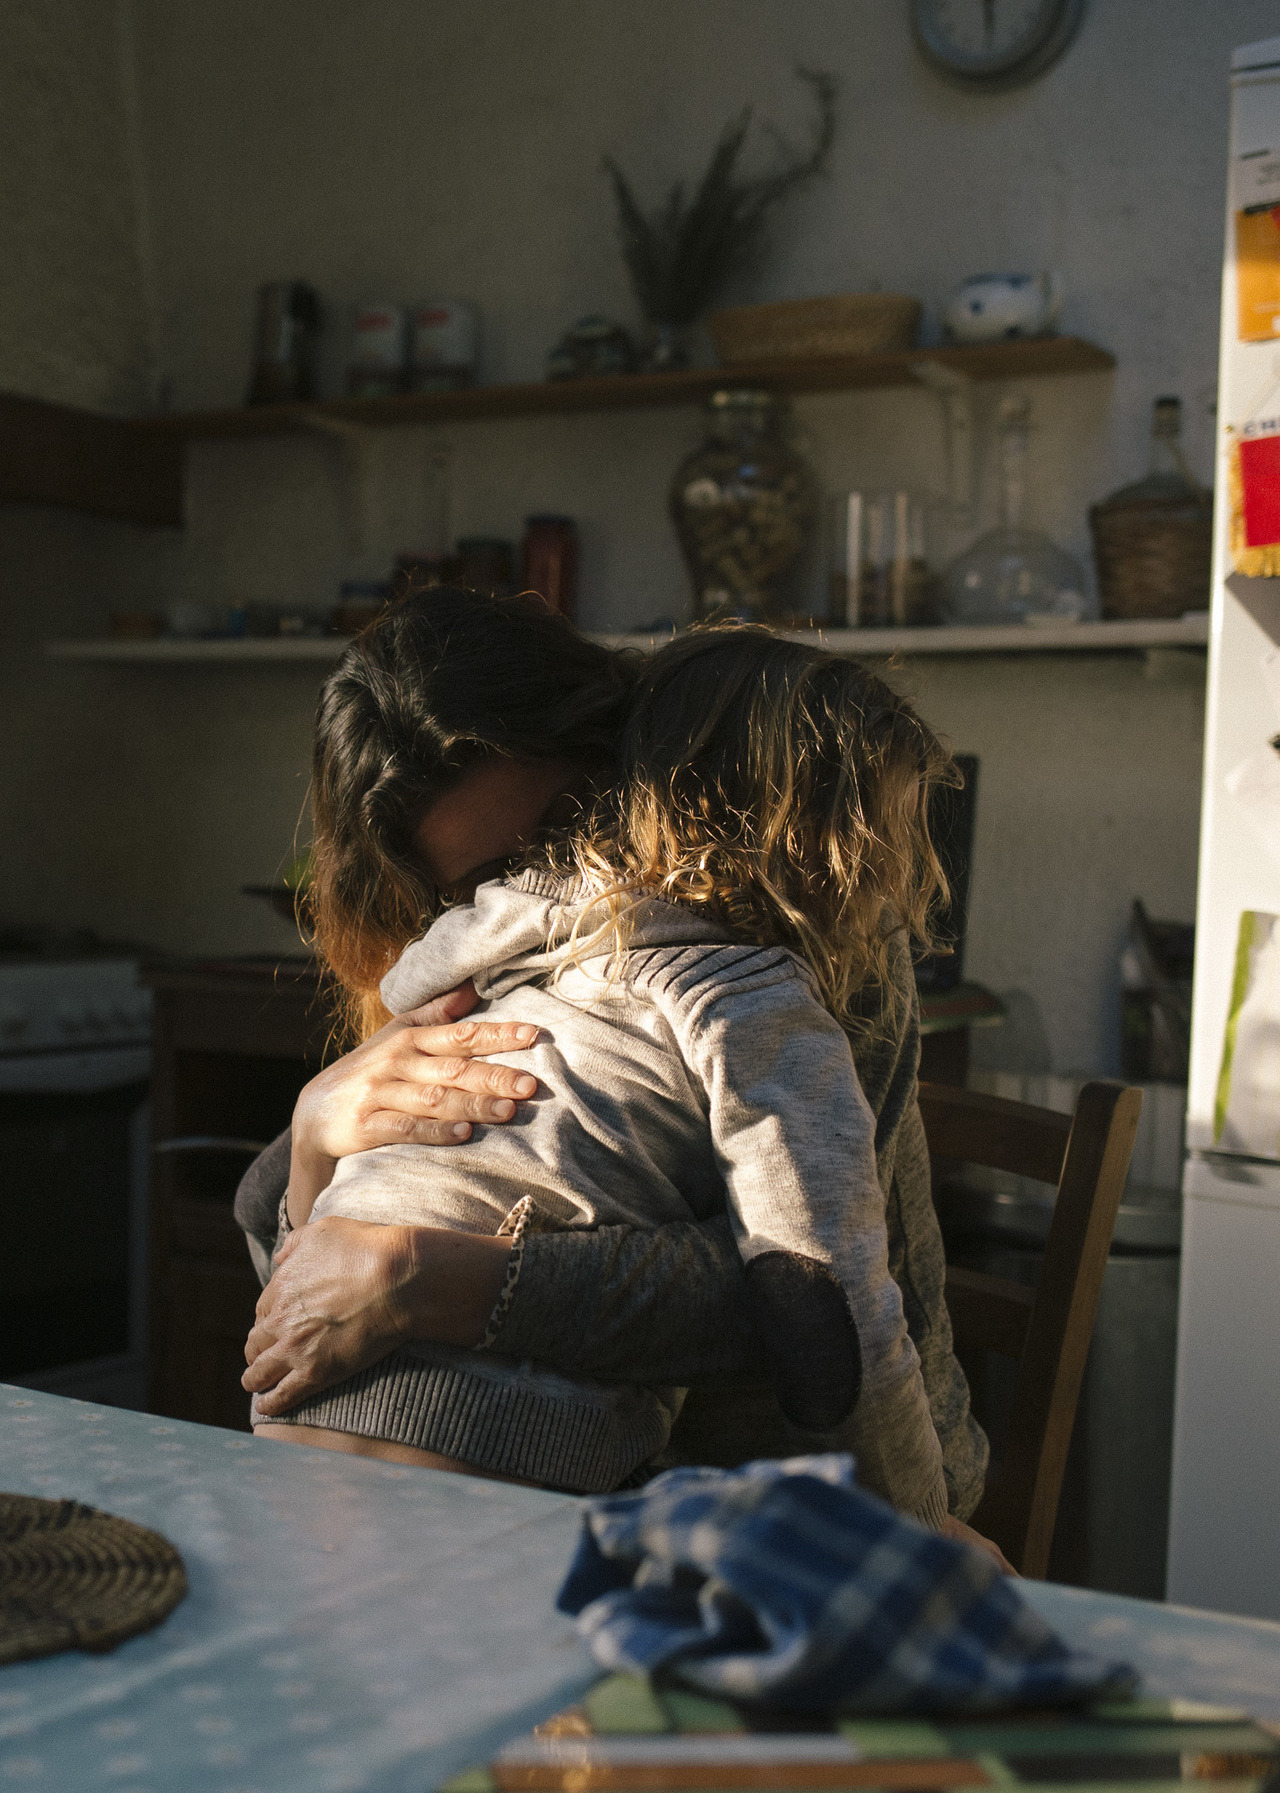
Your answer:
(1, 1387), (1278, 1793)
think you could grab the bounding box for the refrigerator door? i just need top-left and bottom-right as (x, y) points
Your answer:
(1169, 35), (1280, 1626)
(1186, 48), (1280, 1157)
(1166, 1153), (1280, 1619)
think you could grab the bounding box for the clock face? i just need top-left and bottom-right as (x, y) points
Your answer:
(913, 0), (1087, 91)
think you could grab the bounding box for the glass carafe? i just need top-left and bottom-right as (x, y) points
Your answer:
(941, 394), (1093, 625)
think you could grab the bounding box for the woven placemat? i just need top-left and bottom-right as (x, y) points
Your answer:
(0, 1493), (187, 1665)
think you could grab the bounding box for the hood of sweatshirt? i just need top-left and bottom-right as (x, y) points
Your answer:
(380, 868), (733, 1013)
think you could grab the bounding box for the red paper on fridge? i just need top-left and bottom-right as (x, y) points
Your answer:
(1229, 422), (1280, 575)
(1240, 433), (1280, 543)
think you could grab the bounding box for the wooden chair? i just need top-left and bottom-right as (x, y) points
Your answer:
(917, 1078), (1144, 1579)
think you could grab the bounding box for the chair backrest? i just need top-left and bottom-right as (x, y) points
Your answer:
(918, 1079), (1144, 1579)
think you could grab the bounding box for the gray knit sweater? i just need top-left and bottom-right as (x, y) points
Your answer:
(259, 870), (951, 1524)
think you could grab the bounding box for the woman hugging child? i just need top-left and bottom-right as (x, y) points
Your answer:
(255, 618), (957, 1529)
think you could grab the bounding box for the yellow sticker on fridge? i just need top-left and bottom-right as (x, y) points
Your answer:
(1236, 206), (1280, 342)
(1235, 148), (1280, 341)
(1216, 909), (1280, 1154)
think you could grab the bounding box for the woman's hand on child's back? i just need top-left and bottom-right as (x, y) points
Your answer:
(291, 978), (540, 1170)
(243, 1218), (514, 1413)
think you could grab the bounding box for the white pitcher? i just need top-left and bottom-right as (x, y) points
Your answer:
(942, 272), (1065, 344)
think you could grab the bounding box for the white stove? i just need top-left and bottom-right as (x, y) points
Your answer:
(0, 956), (152, 1091)
(0, 951), (153, 1406)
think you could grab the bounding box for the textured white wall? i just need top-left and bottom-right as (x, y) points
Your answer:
(0, 0), (153, 413)
(0, 0), (177, 972)
(3, 0), (1269, 1068)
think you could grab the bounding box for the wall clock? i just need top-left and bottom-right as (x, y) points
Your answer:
(912, 0), (1087, 93)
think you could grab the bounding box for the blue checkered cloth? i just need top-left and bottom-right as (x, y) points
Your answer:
(557, 1455), (1134, 1714)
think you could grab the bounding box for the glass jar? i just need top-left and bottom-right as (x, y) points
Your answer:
(521, 515), (579, 619)
(670, 391), (817, 621)
(830, 491), (938, 628)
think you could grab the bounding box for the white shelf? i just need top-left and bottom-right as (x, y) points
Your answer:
(599, 614), (1211, 656)
(45, 613), (1209, 665)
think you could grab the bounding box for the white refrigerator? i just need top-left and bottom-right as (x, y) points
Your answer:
(1166, 34), (1280, 1623)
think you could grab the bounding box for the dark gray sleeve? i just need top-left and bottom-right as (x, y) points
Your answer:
(491, 1215), (769, 1386)
(232, 1127), (768, 1384)
(234, 1128), (291, 1288)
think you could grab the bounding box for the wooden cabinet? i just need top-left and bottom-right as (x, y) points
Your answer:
(143, 960), (332, 1428)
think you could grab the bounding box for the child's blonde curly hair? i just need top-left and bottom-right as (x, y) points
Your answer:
(555, 624), (958, 1033)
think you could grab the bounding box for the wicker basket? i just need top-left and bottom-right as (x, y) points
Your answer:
(708, 294), (922, 363)
(1088, 487), (1214, 620)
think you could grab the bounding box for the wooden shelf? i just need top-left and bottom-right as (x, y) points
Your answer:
(139, 336), (1115, 442)
(46, 613), (1208, 665)
(0, 337), (1112, 523)
(0, 391), (183, 526)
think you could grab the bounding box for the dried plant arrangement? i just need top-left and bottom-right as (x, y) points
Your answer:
(604, 68), (837, 360)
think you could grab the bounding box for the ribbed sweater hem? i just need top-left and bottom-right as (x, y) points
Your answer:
(252, 1346), (674, 1495)
(912, 1472), (951, 1533)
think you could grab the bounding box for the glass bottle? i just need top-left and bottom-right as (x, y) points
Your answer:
(1147, 396), (1197, 488)
(941, 394), (1093, 626)
(1089, 397), (1213, 619)
(670, 391), (817, 621)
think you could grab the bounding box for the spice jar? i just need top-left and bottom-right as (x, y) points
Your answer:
(669, 391), (816, 621)
(521, 516), (578, 618)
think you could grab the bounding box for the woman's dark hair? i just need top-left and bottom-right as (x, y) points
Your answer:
(311, 586), (636, 1037)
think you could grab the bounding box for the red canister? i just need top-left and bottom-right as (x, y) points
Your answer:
(521, 515), (578, 618)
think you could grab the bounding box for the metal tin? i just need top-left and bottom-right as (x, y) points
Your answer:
(410, 300), (479, 391)
(348, 303), (406, 397)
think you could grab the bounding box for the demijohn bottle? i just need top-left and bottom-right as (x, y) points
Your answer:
(1089, 397), (1213, 619)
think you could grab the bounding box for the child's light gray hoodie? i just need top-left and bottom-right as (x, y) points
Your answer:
(263, 868), (948, 1525)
